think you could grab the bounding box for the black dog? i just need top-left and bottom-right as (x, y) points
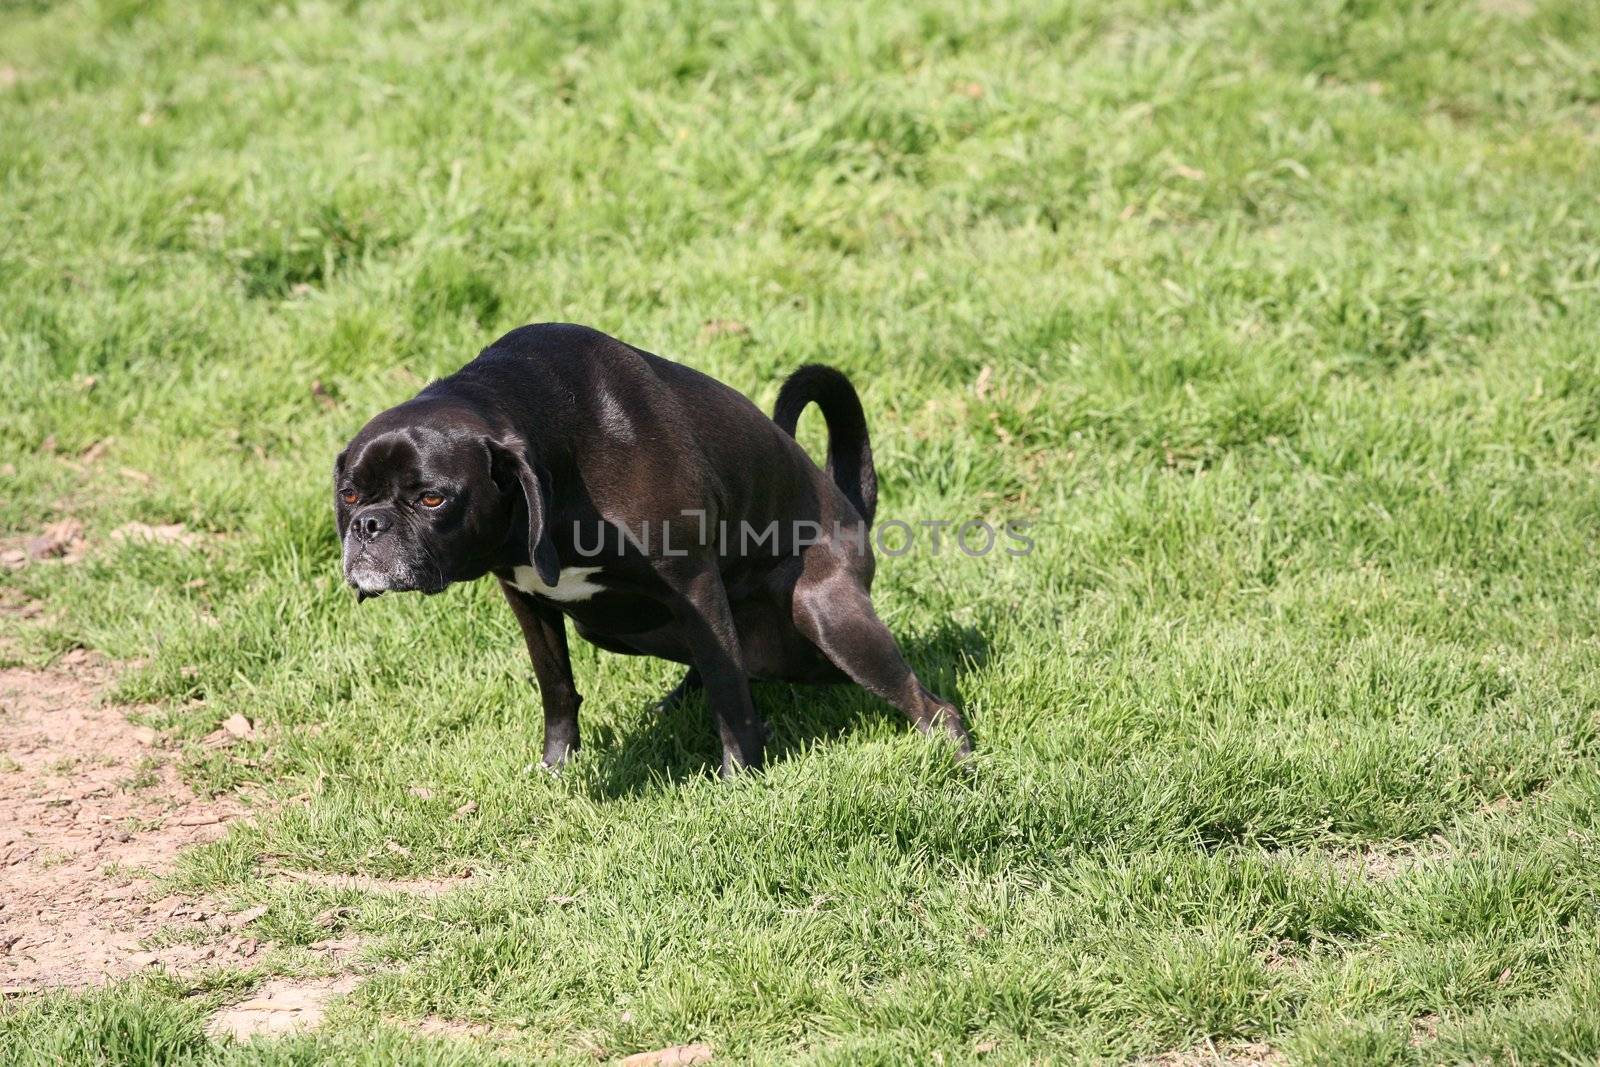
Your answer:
(335, 323), (972, 776)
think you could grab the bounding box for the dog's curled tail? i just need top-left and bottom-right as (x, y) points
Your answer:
(773, 364), (878, 525)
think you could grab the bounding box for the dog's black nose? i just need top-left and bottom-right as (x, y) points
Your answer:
(352, 509), (391, 541)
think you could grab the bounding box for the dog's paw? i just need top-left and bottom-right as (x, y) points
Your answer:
(540, 740), (579, 771)
(718, 744), (766, 780)
(923, 707), (973, 759)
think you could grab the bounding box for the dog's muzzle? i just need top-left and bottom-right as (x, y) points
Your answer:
(344, 558), (398, 599)
(342, 509), (434, 598)
(343, 556), (441, 599)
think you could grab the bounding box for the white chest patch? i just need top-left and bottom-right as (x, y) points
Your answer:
(510, 565), (606, 603)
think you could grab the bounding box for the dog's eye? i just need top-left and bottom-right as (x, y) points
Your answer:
(340, 490), (359, 505)
(418, 492), (445, 508)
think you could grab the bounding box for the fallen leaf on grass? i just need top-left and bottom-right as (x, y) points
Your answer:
(22, 520), (86, 564)
(203, 714), (255, 748)
(699, 319), (748, 341)
(621, 1044), (713, 1067)
(2, 597), (44, 618)
(111, 521), (204, 547)
(175, 814), (227, 826)
(310, 379), (338, 411)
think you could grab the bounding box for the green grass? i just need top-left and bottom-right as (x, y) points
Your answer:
(4, 0), (1600, 1062)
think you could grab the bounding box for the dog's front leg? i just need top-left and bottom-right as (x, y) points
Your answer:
(660, 562), (766, 777)
(499, 580), (582, 768)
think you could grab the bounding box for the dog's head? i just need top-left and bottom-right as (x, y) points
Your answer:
(333, 400), (560, 599)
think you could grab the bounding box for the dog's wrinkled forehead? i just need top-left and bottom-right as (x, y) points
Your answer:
(342, 422), (481, 496)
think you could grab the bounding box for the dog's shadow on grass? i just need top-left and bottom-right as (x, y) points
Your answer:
(580, 619), (990, 801)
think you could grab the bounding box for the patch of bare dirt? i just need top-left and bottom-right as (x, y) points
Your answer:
(1409, 1013), (1440, 1047)
(409, 1015), (520, 1041)
(0, 520), (87, 570)
(269, 868), (474, 897)
(1478, 0), (1534, 17)
(1321, 843), (1449, 882)
(622, 1045), (715, 1067)
(206, 975), (359, 1040)
(0, 650), (251, 989)
(0, 588), (46, 622)
(1135, 1041), (1284, 1065)
(2, 516), (212, 572)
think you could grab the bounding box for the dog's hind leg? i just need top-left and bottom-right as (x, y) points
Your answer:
(656, 561), (768, 777)
(500, 581), (583, 768)
(792, 576), (973, 756)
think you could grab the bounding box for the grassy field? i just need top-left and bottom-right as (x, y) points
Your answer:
(4, 0), (1600, 1062)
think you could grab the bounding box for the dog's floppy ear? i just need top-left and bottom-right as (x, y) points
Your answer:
(488, 435), (561, 586)
(332, 447), (350, 541)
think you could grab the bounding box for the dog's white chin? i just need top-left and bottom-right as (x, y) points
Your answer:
(344, 559), (412, 595)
